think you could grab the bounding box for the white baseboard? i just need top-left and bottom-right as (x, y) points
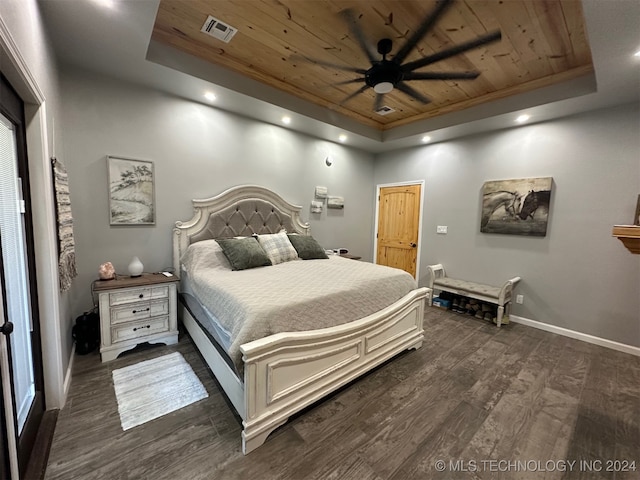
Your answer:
(61, 344), (75, 408)
(510, 315), (640, 357)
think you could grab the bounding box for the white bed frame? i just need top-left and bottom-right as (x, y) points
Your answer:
(173, 185), (428, 454)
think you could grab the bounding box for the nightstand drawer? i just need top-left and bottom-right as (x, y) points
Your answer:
(109, 285), (169, 306)
(109, 299), (169, 325)
(111, 316), (169, 344)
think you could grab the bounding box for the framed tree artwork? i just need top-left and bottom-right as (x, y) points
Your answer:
(107, 156), (155, 225)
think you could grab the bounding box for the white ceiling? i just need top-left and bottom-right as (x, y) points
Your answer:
(39, 0), (640, 153)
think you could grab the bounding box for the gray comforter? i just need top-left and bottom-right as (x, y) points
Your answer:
(183, 253), (418, 374)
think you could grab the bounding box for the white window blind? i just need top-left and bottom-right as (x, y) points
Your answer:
(0, 112), (35, 434)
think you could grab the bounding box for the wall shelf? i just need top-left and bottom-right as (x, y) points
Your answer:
(612, 225), (640, 254)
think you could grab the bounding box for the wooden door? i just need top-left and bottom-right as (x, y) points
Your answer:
(376, 184), (421, 277)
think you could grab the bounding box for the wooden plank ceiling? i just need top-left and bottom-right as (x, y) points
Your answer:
(152, 0), (593, 131)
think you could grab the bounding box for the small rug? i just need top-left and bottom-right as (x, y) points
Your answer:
(112, 352), (208, 430)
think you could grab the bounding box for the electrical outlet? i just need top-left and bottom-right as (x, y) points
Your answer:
(516, 294), (524, 304)
(436, 225), (448, 234)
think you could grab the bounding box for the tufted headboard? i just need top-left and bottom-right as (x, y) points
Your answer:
(173, 185), (310, 275)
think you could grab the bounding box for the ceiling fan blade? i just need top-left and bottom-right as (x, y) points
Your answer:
(341, 84), (371, 105)
(403, 30), (502, 72)
(395, 82), (431, 104)
(373, 93), (385, 112)
(393, 0), (455, 65)
(340, 9), (378, 64)
(289, 54), (367, 74)
(403, 71), (480, 81)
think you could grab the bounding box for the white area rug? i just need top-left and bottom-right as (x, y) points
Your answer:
(112, 352), (208, 430)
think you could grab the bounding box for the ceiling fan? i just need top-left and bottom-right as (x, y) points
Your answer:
(315, 0), (502, 111)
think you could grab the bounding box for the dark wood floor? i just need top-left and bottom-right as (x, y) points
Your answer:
(45, 309), (640, 480)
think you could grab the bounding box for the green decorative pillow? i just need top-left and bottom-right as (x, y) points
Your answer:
(287, 234), (329, 260)
(216, 237), (272, 270)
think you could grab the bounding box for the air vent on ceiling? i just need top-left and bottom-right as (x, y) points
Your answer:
(375, 105), (396, 116)
(201, 15), (237, 43)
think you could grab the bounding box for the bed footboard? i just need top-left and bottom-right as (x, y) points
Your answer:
(240, 287), (428, 454)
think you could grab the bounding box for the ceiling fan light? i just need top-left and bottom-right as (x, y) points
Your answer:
(374, 82), (394, 94)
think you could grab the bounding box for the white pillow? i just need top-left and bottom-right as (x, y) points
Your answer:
(180, 239), (231, 272)
(256, 231), (298, 265)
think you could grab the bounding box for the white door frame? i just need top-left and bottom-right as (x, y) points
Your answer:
(0, 15), (65, 480)
(0, 15), (65, 408)
(373, 180), (425, 281)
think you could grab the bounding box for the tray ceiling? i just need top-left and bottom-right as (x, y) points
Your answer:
(151, 0), (594, 131)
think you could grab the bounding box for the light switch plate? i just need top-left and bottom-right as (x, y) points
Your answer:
(436, 226), (448, 234)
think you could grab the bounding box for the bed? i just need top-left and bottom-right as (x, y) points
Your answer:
(173, 185), (428, 454)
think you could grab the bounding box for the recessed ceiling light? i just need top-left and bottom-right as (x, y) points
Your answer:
(421, 135), (431, 143)
(281, 116), (291, 125)
(516, 114), (530, 124)
(338, 134), (347, 143)
(204, 92), (216, 101)
(93, 0), (115, 9)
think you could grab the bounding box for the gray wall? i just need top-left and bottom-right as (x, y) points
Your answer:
(60, 68), (376, 317)
(61, 67), (640, 351)
(374, 103), (640, 348)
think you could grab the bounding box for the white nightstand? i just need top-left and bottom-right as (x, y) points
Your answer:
(94, 273), (179, 362)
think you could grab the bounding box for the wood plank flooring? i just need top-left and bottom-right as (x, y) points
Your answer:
(44, 309), (640, 480)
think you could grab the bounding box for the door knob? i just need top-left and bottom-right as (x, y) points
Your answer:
(410, 243), (417, 248)
(1, 321), (14, 335)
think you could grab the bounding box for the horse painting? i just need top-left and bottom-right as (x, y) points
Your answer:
(481, 191), (522, 229)
(481, 177), (552, 236)
(518, 190), (551, 220)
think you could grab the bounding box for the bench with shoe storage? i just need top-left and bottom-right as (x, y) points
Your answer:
(426, 264), (521, 327)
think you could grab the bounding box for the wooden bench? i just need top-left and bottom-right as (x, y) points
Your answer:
(426, 264), (521, 327)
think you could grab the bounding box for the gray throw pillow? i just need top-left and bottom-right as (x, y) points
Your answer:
(216, 237), (272, 270)
(287, 234), (329, 260)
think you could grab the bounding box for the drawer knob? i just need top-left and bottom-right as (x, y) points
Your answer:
(132, 307), (150, 314)
(133, 325), (151, 332)
(139, 294), (144, 299)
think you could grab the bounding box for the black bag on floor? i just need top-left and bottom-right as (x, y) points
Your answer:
(72, 311), (100, 355)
